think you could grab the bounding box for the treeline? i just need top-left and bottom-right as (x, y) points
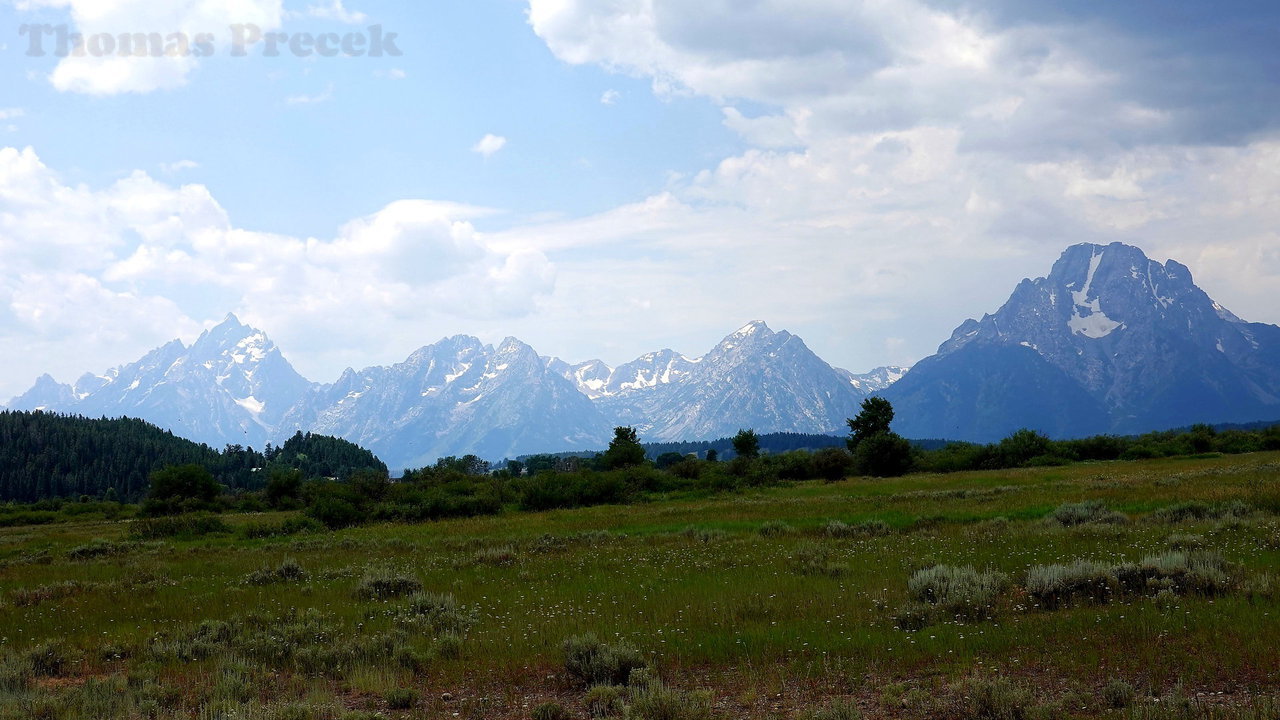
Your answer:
(915, 424), (1280, 474)
(0, 411), (223, 502)
(0, 411), (386, 503)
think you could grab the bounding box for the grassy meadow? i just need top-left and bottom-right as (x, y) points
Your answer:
(1, 452), (1279, 719)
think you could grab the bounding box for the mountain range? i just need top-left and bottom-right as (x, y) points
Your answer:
(7, 317), (903, 470)
(8, 242), (1279, 465)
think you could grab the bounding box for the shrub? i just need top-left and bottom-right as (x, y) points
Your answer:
(626, 670), (712, 720)
(1139, 550), (1233, 596)
(433, 631), (464, 660)
(679, 526), (727, 543)
(790, 543), (846, 577)
(532, 702), (572, 720)
(66, 539), (135, 561)
(471, 544), (517, 566)
(959, 676), (1033, 720)
(9, 580), (94, 608)
(852, 432), (914, 478)
(893, 602), (933, 632)
(586, 684), (626, 718)
(0, 652), (32, 691)
(240, 516), (324, 539)
(1150, 501), (1252, 524)
(307, 497), (364, 529)
(908, 565), (1009, 623)
(27, 643), (69, 677)
(824, 519), (891, 538)
(244, 558), (309, 586)
(1025, 561), (1116, 609)
(1048, 501), (1127, 527)
(812, 448), (854, 482)
(758, 520), (796, 538)
(385, 688), (419, 710)
(1166, 533), (1205, 550)
(1102, 679), (1135, 709)
(801, 699), (862, 720)
(399, 592), (476, 635)
(354, 567), (423, 600)
(563, 633), (646, 686)
(130, 513), (229, 540)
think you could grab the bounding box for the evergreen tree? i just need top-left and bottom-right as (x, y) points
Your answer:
(732, 429), (760, 459)
(602, 427), (647, 469)
(847, 397), (895, 452)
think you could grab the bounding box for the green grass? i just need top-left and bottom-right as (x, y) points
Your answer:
(0, 452), (1279, 718)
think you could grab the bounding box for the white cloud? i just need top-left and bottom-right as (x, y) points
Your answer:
(306, 0), (368, 25)
(600, 89), (620, 105)
(512, 0), (1280, 372)
(0, 146), (557, 401)
(0, 109), (24, 121)
(160, 159), (200, 174)
(472, 134), (508, 158)
(286, 84), (335, 105)
(16, 0), (285, 95)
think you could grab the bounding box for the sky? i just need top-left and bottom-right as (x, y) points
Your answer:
(1, 0), (1279, 401)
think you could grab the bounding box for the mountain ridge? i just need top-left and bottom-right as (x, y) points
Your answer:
(9, 317), (898, 469)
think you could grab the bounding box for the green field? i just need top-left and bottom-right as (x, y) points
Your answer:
(1, 452), (1279, 719)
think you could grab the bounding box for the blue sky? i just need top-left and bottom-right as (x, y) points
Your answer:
(1, 0), (1279, 401)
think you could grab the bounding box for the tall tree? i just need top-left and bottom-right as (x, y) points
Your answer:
(602, 427), (647, 469)
(847, 397), (895, 452)
(732, 429), (760, 459)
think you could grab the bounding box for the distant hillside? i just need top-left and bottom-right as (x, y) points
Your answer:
(0, 411), (387, 503)
(0, 411), (225, 502)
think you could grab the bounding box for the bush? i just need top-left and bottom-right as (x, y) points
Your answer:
(959, 676), (1033, 720)
(399, 592), (476, 635)
(758, 520), (796, 538)
(908, 565), (1009, 623)
(147, 464), (220, 508)
(532, 702), (572, 720)
(824, 519), (891, 538)
(812, 448), (854, 482)
(853, 432), (914, 477)
(1150, 501), (1252, 524)
(307, 496), (364, 530)
(1102, 679), (1135, 709)
(354, 567), (423, 600)
(66, 539), (135, 561)
(790, 543), (846, 577)
(1139, 550), (1233, 596)
(518, 471), (629, 511)
(130, 513), (229, 540)
(563, 633), (646, 686)
(384, 688), (418, 710)
(1025, 561), (1116, 609)
(586, 684), (626, 718)
(801, 699), (862, 720)
(241, 516), (324, 539)
(626, 670), (712, 720)
(27, 643), (69, 677)
(244, 558), (308, 586)
(1047, 501), (1127, 526)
